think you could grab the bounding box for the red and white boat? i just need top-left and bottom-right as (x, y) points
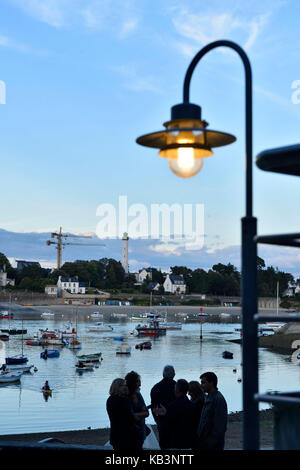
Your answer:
(0, 311), (14, 319)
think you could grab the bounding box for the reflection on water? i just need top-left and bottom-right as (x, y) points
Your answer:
(0, 315), (298, 434)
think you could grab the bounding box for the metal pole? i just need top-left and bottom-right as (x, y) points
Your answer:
(183, 40), (259, 449)
(200, 307), (203, 340)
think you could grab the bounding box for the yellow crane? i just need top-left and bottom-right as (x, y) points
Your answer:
(46, 227), (106, 270)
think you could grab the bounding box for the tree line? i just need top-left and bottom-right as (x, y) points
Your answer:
(0, 252), (294, 297)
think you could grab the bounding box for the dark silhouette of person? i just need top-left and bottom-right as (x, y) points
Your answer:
(197, 372), (228, 450)
(125, 371), (149, 445)
(150, 365), (176, 446)
(188, 380), (205, 421)
(155, 379), (197, 449)
(106, 378), (143, 453)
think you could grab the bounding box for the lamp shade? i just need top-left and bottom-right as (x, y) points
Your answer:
(256, 144), (300, 176)
(136, 102), (236, 178)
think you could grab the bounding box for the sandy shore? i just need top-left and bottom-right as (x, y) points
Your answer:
(0, 410), (273, 450)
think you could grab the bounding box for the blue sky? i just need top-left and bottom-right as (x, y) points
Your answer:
(1, 0), (300, 274)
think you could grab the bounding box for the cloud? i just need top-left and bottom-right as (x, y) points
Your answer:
(172, 11), (269, 57)
(10, 0), (68, 28)
(112, 64), (161, 93)
(10, 0), (139, 36)
(0, 33), (39, 54)
(1, 228), (300, 276)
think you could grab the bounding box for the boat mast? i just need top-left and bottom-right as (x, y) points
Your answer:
(276, 281), (279, 317)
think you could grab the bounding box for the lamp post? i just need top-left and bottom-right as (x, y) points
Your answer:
(136, 40), (259, 449)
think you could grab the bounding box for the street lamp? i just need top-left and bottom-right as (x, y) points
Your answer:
(136, 40), (259, 450)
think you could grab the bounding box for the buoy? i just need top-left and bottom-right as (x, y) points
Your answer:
(237, 378), (242, 383)
(34, 367), (38, 372)
(233, 369), (237, 373)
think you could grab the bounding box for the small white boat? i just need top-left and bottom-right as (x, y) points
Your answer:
(90, 312), (104, 319)
(88, 323), (113, 332)
(220, 313), (231, 318)
(111, 313), (127, 318)
(264, 322), (285, 332)
(41, 312), (55, 318)
(60, 323), (77, 338)
(131, 314), (148, 321)
(175, 313), (189, 319)
(116, 343), (131, 355)
(4, 364), (34, 373)
(0, 371), (22, 383)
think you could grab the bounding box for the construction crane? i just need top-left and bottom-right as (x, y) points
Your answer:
(46, 227), (106, 270)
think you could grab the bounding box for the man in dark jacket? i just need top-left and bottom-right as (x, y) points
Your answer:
(155, 379), (197, 449)
(197, 372), (228, 450)
(150, 365), (176, 445)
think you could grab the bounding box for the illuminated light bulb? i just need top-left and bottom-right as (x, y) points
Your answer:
(168, 152), (204, 178)
(177, 147), (195, 170)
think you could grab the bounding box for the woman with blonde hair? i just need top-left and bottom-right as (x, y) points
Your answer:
(106, 378), (143, 453)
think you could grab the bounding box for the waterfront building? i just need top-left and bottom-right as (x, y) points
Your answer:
(57, 276), (86, 294)
(44, 285), (58, 296)
(138, 268), (152, 283)
(16, 260), (41, 271)
(0, 266), (15, 287)
(163, 274), (186, 294)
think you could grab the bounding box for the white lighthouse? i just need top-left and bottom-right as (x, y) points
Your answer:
(122, 232), (129, 274)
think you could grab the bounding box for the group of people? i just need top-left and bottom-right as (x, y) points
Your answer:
(106, 365), (228, 453)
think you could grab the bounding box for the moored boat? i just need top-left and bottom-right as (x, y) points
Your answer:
(40, 349), (60, 359)
(116, 343), (131, 354)
(67, 338), (82, 349)
(0, 333), (9, 341)
(111, 313), (127, 318)
(88, 322), (113, 332)
(1, 329), (27, 335)
(0, 311), (14, 319)
(6, 355), (28, 365)
(76, 352), (102, 363)
(135, 341), (152, 350)
(222, 350), (233, 359)
(136, 314), (166, 337)
(41, 312), (55, 318)
(4, 363), (34, 373)
(75, 362), (94, 371)
(159, 321), (182, 330)
(0, 371), (22, 383)
(26, 339), (43, 346)
(90, 312), (104, 319)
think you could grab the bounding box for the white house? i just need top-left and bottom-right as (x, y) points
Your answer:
(57, 276), (86, 294)
(45, 285), (58, 296)
(163, 274), (186, 294)
(283, 279), (300, 297)
(0, 267), (15, 287)
(138, 268), (152, 283)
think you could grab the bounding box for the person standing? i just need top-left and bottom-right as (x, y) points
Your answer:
(106, 378), (143, 453)
(188, 380), (205, 448)
(125, 371), (149, 445)
(150, 365), (176, 446)
(197, 372), (228, 450)
(155, 379), (197, 449)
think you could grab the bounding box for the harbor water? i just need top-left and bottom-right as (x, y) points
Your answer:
(0, 309), (298, 435)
